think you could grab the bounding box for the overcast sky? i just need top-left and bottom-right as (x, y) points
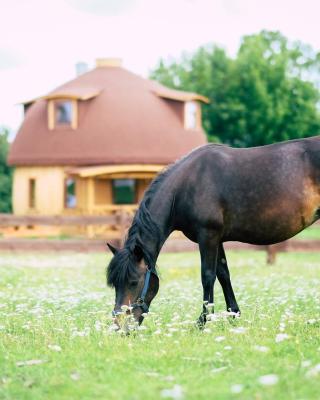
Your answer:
(1, 0), (320, 133)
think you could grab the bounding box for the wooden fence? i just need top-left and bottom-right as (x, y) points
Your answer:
(0, 214), (319, 262)
(0, 212), (129, 252)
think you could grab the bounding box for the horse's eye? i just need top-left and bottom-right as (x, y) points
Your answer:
(129, 281), (138, 288)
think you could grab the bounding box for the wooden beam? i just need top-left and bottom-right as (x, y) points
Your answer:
(71, 99), (78, 130)
(68, 164), (165, 178)
(47, 100), (55, 130)
(0, 214), (120, 226)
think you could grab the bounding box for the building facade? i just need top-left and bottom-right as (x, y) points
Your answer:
(8, 59), (208, 217)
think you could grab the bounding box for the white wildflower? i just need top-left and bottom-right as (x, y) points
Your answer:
(258, 374), (279, 386)
(301, 360), (312, 368)
(253, 345), (270, 353)
(275, 333), (290, 343)
(16, 359), (46, 367)
(160, 384), (184, 399)
(230, 327), (247, 334)
(94, 321), (102, 331)
(306, 364), (320, 378)
(279, 323), (286, 332)
(211, 366), (228, 373)
(145, 371), (160, 377)
(230, 384), (244, 394)
(108, 324), (120, 332)
(70, 371), (80, 381)
(215, 336), (225, 342)
(48, 344), (61, 352)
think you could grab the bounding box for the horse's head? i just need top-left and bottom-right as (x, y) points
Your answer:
(106, 243), (159, 327)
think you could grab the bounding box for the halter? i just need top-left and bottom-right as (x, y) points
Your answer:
(112, 266), (158, 316)
(131, 266), (157, 313)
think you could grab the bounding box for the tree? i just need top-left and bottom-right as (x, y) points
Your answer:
(0, 127), (12, 212)
(150, 31), (320, 147)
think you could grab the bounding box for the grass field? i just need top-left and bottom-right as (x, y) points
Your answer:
(0, 250), (319, 400)
(295, 224), (320, 240)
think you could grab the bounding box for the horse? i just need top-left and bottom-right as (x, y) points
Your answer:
(107, 136), (320, 327)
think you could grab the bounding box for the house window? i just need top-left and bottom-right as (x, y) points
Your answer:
(184, 101), (199, 130)
(48, 99), (78, 130)
(65, 178), (76, 208)
(112, 179), (136, 204)
(29, 178), (36, 209)
(55, 101), (72, 125)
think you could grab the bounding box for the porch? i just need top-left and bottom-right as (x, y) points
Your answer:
(63, 164), (165, 237)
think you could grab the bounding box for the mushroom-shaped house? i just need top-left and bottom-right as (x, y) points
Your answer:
(8, 59), (208, 216)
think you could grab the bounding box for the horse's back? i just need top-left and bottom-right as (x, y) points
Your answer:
(172, 137), (320, 245)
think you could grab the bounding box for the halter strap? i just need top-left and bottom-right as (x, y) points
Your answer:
(131, 266), (157, 314)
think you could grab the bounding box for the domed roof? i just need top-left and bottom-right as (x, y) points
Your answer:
(8, 64), (208, 166)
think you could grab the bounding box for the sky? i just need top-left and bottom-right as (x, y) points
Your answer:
(1, 0), (320, 134)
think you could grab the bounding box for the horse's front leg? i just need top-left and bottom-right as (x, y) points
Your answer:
(197, 232), (219, 328)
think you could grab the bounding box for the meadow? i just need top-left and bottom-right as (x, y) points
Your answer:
(0, 250), (319, 400)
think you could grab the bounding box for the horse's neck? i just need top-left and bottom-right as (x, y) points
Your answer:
(130, 192), (173, 263)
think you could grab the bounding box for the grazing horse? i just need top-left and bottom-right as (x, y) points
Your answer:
(107, 136), (320, 326)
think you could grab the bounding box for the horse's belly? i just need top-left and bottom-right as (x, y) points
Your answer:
(224, 180), (320, 245)
(224, 207), (317, 245)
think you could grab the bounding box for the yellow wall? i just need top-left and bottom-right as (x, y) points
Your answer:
(137, 179), (152, 202)
(74, 177), (88, 212)
(94, 179), (112, 205)
(12, 167), (156, 215)
(13, 167), (66, 215)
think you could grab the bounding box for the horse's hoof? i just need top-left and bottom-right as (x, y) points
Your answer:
(196, 314), (207, 330)
(227, 308), (241, 318)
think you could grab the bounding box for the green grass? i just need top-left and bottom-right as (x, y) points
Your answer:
(0, 251), (319, 400)
(295, 224), (320, 240)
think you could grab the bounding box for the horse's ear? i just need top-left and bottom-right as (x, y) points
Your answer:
(133, 245), (143, 262)
(107, 242), (119, 255)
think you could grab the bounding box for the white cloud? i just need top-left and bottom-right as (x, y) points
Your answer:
(0, 48), (23, 70)
(65, 0), (138, 16)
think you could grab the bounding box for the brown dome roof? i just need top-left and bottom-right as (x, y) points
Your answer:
(8, 65), (207, 166)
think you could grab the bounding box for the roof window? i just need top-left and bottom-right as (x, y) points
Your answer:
(184, 101), (200, 130)
(48, 99), (78, 130)
(56, 101), (72, 125)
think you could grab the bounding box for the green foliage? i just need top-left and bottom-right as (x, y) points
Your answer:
(0, 127), (12, 212)
(150, 30), (320, 147)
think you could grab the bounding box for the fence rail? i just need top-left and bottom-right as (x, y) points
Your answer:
(0, 214), (319, 262)
(0, 213), (126, 226)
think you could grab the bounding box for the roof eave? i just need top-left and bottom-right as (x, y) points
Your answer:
(153, 89), (210, 104)
(20, 91), (101, 105)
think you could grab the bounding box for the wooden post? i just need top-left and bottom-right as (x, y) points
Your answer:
(266, 241), (289, 265)
(266, 245), (277, 265)
(116, 208), (128, 248)
(87, 178), (95, 238)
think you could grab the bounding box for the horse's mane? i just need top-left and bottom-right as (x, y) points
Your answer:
(106, 144), (221, 288)
(106, 163), (176, 288)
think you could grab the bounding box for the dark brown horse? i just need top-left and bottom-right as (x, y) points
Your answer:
(107, 136), (320, 326)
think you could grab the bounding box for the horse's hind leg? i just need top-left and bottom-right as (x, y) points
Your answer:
(197, 231), (220, 328)
(217, 244), (240, 315)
